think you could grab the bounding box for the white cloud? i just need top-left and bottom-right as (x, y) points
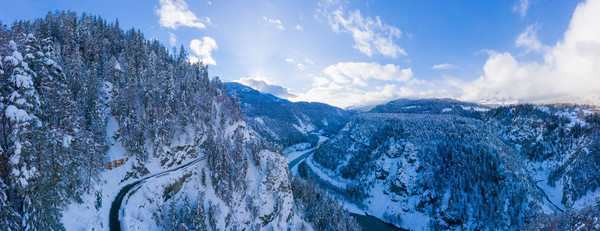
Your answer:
(189, 37), (218, 66)
(294, 83), (421, 109)
(513, 0), (531, 18)
(236, 77), (298, 98)
(285, 58), (314, 71)
(432, 63), (455, 70)
(323, 62), (413, 86)
(156, 0), (208, 29)
(313, 76), (330, 86)
(288, 61), (422, 108)
(297, 63), (308, 70)
(318, 1), (406, 58)
(169, 32), (177, 46)
(295, 24), (304, 31)
(263, 16), (285, 30)
(516, 23), (546, 53)
(460, 0), (600, 104)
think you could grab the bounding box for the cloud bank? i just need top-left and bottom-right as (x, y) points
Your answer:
(236, 77), (298, 99)
(290, 62), (421, 108)
(324, 62), (413, 86)
(460, 0), (600, 104)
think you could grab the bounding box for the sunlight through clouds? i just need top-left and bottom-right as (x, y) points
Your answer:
(289, 62), (424, 108)
(324, 62), (413, 86)
(236, 77), (298, 98)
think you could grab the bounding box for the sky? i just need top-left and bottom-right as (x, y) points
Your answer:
(1, 0), (599, 109)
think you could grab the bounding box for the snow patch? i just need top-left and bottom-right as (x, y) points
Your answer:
(305, 155), (347, 189)
(62, 135), (73, 148)
(5, 105), (31, 122)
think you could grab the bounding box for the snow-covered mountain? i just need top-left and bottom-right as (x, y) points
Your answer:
(0, 12), (359, 230)
(2, 11), (600, 231)
(226, 82), (352, 147)
(301, 99), (600, 230)
(488, 105), (600, 210)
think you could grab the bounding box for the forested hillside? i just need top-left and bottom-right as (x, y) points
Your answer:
(369, 98), (489, 119)
(3, 10), (599, 231)
(0, 12), (359, 230)
(300, 99), (600, 230)
(226, 82), (351, 147)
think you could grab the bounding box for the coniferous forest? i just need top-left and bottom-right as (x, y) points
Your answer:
(0, 12), (361, 230)
(2, 9), (600, 231)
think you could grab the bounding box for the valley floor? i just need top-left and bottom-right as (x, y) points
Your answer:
(285, 140), (405, 231)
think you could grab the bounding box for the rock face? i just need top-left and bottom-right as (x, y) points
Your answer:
(258, 150), (294, 228)
(119, 146), (305, 231)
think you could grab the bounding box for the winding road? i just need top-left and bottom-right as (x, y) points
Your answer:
(288, 149), (316, 169)
(534, 180), (565, 213)
(286, 148), (402, 231)
(109, 156), (205, 231)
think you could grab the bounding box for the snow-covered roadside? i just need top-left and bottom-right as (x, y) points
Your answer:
(527, 160), (566, 213)
(305, 155), (347, 189)
(284, 140), (365, 216)
(63, 82), (134, 230)
(285, 143), (313, 164)
(289, 138), (428, 230)
(62, 159), (134, 230)
(121, 159), (205, 230)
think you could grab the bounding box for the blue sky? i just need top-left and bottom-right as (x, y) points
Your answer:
(2, 0), (599, 108)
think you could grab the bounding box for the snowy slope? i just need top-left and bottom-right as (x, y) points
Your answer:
(226, 82), (352, 146)
(309, 112), (543, 230)
(302, 100), (600, 230)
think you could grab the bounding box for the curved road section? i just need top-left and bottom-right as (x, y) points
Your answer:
(109, 156), (205, 231)
(287, 149), (402, 231)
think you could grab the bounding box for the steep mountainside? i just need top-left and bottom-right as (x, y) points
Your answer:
(310, 112), (542, 230)
(0, 12), (359, 230)
(226, 82), (352, 146)
(487, 105), (600, 209)
(303, 99), (600, 230)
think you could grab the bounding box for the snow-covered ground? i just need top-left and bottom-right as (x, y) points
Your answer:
(305, 155), (347, 189)
(284, 143), (313, 163)
(528, 160), (566, 213)
(121, 158), (206, 230)
(63, 83), (136, 229)
(284, 139), (366, 217)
